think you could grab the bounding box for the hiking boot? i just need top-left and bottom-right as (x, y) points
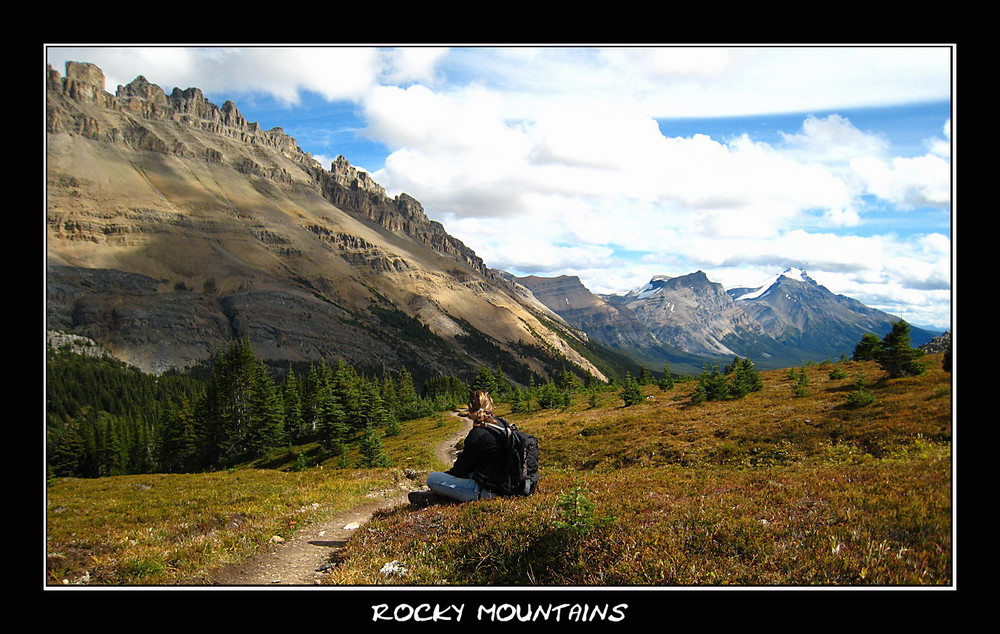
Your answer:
(408, 490), (441, 508)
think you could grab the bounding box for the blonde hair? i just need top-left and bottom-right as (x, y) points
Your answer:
(468, 390), (495, 425)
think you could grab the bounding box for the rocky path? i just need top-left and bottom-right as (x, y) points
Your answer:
(210, 410), (471, 586)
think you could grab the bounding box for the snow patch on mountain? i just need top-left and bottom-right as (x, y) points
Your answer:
(625, 275), (672, 300)
(735, 267), (814, 301)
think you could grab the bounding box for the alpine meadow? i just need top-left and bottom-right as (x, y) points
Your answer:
(44, 48), (955, 595)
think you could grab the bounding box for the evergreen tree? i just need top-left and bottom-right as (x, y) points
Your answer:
(396, 366), (419, 404)
(48, 419), (86, 477)
(620, 373), (643, 406)
(379, 370), (398, 412)
(318, 391), (349, 456)
(331, 359), (363, 424)
(157, 398), (200, 473)
(302, 361), (332, 438)
(246, 366), (286, 456)
(509, 386), (526, 413)
(537, 379), (569, 409)
(491, 365), (511, 400)
(878, 320), (926, 378)
(559, 368), (582, 393)
(358, 424), (391, 468)
(657, 361), (675, 392)
(384, 414), (402, 437)
(471, 365), (499, 396)
(196, 339), (282, 466)
(692, 365), (730, 403)
(853, 333), (884, 361)
(845, 373), (877, 408)
(356, 378), (392, 432)
(792, 368), (810, 398)
(730, 357), (763, 397)
(637, 365), (653, 386)
(281, 367), (306, 443)
(394, 366), (426, 420)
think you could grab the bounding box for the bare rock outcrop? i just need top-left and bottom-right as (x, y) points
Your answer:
(45, 61), (606, 383)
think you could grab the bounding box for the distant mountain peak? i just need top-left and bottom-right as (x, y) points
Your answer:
(734, 267), (816, 301)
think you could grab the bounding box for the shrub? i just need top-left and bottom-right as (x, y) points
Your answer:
(554, 483), (616, 536)
(792, 369), (809, 398)
(845, 374), (877, 408)
(620, 374), (643, 407)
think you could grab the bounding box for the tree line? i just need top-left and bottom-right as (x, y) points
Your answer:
(47, 339), (469, 478)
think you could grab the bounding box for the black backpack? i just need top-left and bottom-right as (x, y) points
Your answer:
(482, 418), (540, 497)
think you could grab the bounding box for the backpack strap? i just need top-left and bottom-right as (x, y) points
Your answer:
(484, 421), (512, 441)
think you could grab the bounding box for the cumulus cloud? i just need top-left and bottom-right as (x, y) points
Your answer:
(45, 44), (953, 328)
(49, 46), (388, 105)
(779, 114), (891, 165)
(850, 154), (952, 208)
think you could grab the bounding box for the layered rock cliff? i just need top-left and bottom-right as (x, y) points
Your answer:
(45, 61), (605, 383)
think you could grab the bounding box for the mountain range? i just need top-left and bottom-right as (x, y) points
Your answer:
(45, 61), (939, 384)
(520, 268), (939, 374)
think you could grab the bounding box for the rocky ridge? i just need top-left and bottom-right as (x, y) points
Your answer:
(525, 268), (940, 373)
(610, 271), (770, 359)
(45, 61), (603, 382)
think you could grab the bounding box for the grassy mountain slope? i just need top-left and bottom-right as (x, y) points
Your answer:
(46, 353), (952, 587)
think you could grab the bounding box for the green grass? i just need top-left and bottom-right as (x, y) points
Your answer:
(324, 355), (953, 586)
(46, 410), (465, 586)
(45, 468), (410, 585)
(46, 354), (953, 587)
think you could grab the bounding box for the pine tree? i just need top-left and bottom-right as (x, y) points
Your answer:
(246, 366), (286, 457)
(157, 398), (200, 473)
(196, 338), (283, 466)
(394, 366), (425, 420)
(845, 373), (877, 408)
(637, 365), (653, 386)
(730, 357), (763, 397)
(358, 424), (391, 468)
(48, 419), (86, 477)
(302, 361), (332, 438)
(356, 378), (392, 432)
(380, 370), (398, 411)
(558, 368), (583, 393)
(281, 367), (306, 443)
(509, 386), (526, 413)
(792, 368), (810, 398)
(331, 359), (362, 424)
(319, 393), (349, 456)
(620, 373), (643, 406)
(491, 366), (511, 400)
(538, 379), (569, 409)
(878, 320), (926, 378)
(691, 365), (730, 403)
(471, 365), (499, 396)
(657, 361), (675, 392)
(853, 333), (884, 361)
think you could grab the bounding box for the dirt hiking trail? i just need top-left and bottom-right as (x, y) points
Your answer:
(210, 410), (471, 586)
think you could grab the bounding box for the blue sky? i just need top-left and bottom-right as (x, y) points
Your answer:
(46, 45), (954, 330)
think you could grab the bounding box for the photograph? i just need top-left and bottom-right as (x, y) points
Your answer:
(43, 44), (955, 608)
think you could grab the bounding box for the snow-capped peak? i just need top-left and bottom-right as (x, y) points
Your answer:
(626, 275), (671, 300)
(735, 267), (814, 301)
(782, 267), (809, 283)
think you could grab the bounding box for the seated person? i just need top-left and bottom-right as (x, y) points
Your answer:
(409, 390), (506, 506)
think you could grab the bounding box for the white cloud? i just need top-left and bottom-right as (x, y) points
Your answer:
(49, 46), (388, 105)
(45, 44), (953, 328)
(779, 114), (891, 164)
(850, 154), (951, 208)
(378, 47), (449, 85)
